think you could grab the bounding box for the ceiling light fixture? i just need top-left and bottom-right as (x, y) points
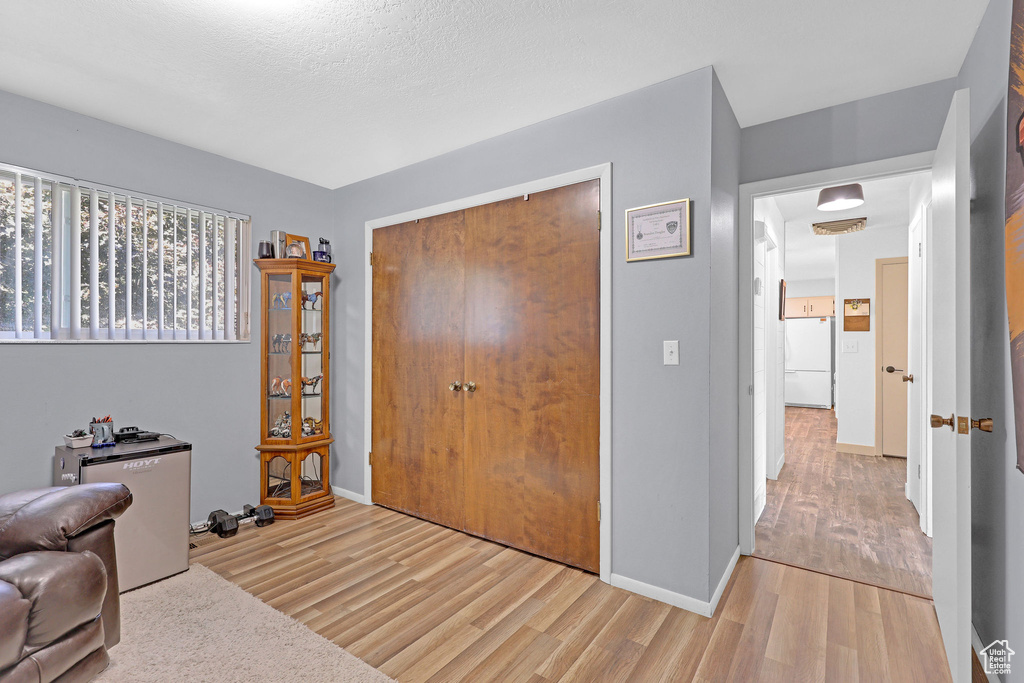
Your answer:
(812, 217), (867, 235)
(816, 183), (865, 211)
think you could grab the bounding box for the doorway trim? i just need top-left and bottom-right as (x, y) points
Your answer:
(360, 163), (613, 583)
(875, 256), (911, 457)
(738, 152), (934, 556)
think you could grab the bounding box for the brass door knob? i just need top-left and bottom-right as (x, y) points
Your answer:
(902, 374), (914, 383)
(972, 418), (994, 433)
(464, 381), (477, 393)
(930, 414), (955, 430)
(449, 381), (462, 392)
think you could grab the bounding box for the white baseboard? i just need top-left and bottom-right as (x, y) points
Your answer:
(331, 485), (369, 505)
(710, 546), (741, 615)
(835, 442), (878, 456)
(610, 545), (740, 618)
(972, 623), (1003, 683)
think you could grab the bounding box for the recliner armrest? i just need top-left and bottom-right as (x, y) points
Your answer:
(0, 484), (132, 560)
(0, 551), (107, 650)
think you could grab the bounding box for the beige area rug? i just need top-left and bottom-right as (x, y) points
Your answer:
(95, 563), (393, 683)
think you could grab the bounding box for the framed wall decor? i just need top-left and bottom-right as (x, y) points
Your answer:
(843, 298), (870, 331)
(625, 198), (691, 262)
(1006, 0), (1024, 473)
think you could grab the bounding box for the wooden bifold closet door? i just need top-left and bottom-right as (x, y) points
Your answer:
(372, 180), (600, 572)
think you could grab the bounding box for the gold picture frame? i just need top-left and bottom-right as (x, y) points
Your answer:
(625, 198), (692, 262)
(284, 233), (311, 260)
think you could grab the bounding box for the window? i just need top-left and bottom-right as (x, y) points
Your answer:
(0, 162), (250, 341)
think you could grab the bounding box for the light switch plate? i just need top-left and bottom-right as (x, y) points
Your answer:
(843, 340), (858, 353)
(664, 340), (680, 365)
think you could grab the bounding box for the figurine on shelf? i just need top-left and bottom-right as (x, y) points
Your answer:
(301, 291), (323, 310)
(299, 332), (322, 349)
(280, 379), (292, 397)
(270, 377), (282, 396)
(282, 292), (291, 309)
(271, 293), (285, 310)
(300, 375), (323, 396)
(301, 417), (324, 436)
(270, 411), (291, 438)
(272, 333), (292, 353)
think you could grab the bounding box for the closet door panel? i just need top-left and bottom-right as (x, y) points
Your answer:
(371, 214), (466, 529)
(464, 180), (601, 571)
(462, 196), (529, 550)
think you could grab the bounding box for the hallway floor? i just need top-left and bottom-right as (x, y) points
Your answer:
(754, 407), (932, 597)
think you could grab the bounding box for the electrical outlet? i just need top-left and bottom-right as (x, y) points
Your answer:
(842, 340), (858, 353)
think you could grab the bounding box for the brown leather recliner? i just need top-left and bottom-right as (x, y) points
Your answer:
(0, 484), (132, 683)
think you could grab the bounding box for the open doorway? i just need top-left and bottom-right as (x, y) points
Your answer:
(748, 171), (934, 598)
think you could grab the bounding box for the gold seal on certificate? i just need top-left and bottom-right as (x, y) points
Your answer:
(625, 198), (691, 261)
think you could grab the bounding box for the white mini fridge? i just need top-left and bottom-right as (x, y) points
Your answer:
(53, 436), (191, 591)
(785, 317), (835, 408)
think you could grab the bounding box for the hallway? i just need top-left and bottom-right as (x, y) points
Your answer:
(754, 407), (932, 597)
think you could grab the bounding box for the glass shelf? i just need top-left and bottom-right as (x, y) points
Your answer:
(268, 394), (322, 399)
(301, 351), (322, 355)
(269, 307), (292, 312)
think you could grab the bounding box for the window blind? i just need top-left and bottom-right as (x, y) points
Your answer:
(0, 161), (251, 341)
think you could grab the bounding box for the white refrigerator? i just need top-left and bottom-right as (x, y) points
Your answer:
(785, 317), (834, 408)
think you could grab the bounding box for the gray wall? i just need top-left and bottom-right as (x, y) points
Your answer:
(957, 0), (1024, 670)
(708, 70), (741, 584)
(0, 89), (335, 521)
(332, 67), (738, 601)
(740, 79), (958, 184)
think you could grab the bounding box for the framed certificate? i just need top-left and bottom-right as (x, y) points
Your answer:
(625, 198), (691, 261)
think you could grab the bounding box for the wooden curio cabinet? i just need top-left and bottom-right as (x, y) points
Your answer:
(255, 258), (336, 519)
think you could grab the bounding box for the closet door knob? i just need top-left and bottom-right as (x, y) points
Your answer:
(902, 374), (914, 383)
(464, 381), (477, 393)
(449, 381), (462, 392)
(930, 414), (955, 430)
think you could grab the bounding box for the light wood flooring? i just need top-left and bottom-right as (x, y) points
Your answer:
(754, 407), (932, 597)
(191, 497), (951, 682)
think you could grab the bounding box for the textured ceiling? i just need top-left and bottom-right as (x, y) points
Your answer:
(0, 1), (988, 188)
(774, 173), (927, 281)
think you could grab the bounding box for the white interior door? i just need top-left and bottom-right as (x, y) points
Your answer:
(928, 88), (971, 683)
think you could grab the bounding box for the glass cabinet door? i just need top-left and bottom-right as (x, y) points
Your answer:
(299, 274), (326, 441)
(266, 272), (294, 441)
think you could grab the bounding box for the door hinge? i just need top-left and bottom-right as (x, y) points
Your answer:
(918, 242), (922, 257)
(597, 210), (602, 231)
(918, 464), (921, 478)
(369, 252), (373, 266)
(368, 451), (373, 466)
(597, 501), (601, 522)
